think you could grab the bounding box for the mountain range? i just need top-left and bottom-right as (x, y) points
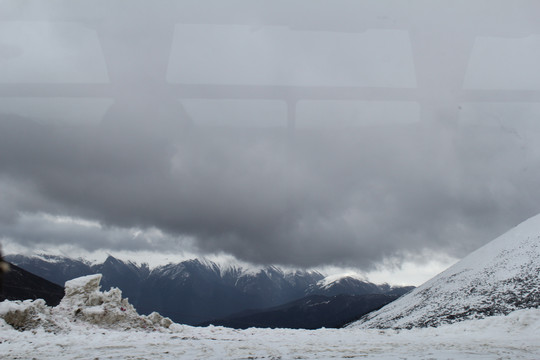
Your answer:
(5, 254), (413, 325)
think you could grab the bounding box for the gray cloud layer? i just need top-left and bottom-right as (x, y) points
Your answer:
(1, 0), (540, 269)
(2, 110), (539, 268)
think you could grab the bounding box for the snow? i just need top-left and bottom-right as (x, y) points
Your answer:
(1, 308), (539, 359)
(317, 272), (368, 288)
(350, 213), (540, 329)
(64, 274), (102, 295)
(1, 273), (539, 359)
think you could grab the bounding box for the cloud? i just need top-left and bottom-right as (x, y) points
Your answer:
(1, 1), (540, 270)
(0, 212), (193, 254)
(2, 107), (539, 269)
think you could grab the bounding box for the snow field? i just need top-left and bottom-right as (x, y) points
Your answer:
(1, 309), (540, 359)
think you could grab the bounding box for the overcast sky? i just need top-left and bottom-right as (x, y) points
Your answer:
(1, 0), (540, 285)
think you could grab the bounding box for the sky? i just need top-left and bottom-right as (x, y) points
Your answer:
(1, 0), (540, 285)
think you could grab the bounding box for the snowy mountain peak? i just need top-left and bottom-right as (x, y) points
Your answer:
(350, 214), (540, 329)
(12, 253), (91, 266)
(317, 273), (369, 289)
(305, 273), (413, 298)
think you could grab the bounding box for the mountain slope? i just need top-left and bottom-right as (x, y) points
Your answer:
(4, 254), (94, 286)
(350, 214), (540, 329)
(0, 263), (64, 306)
(200, 293), (399, 329)
(136, 260), (259, 324)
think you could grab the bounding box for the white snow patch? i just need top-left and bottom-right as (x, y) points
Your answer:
(0, 305), (539, 359)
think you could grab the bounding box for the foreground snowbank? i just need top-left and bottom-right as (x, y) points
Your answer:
(1, 274), (539, 359)
(0, 274), (173, 332)
(1, 308), (539, 359)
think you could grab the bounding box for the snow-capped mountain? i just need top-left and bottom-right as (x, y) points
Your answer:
(135, 259), (326, 324)
(306, 274), (414, 297)
(5, 255), (324, 324)
(350, 214), (540, 329)
(5, 254), (413, 325)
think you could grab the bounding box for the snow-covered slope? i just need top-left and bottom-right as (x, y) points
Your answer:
(350, 214), (540, 329)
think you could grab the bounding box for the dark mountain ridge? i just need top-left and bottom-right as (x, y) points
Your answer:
(0, 262), (64, 306)
(199, 293), (400, 329)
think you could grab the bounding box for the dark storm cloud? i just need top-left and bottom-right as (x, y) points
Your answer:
(1, 0), (540, 269)
(2, 110), (539, 268)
